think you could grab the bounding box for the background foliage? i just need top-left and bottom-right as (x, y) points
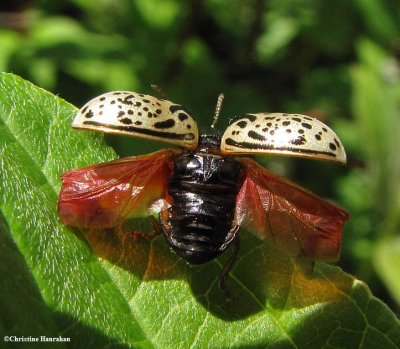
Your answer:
(1, 0), (400, 346)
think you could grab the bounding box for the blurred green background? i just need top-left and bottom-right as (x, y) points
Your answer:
(1, 0), (399, 314)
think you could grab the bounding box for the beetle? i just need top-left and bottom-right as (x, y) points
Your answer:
(58, 91), (349, 294)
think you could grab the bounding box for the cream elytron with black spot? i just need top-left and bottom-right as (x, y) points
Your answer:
(221, 113), (346, 163)
(73, 91), (346, 163)
(72, 91), (199, 149)
(61, 90), (348, 297)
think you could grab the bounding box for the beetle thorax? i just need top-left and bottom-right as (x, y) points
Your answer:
(197, 126), (222, 151)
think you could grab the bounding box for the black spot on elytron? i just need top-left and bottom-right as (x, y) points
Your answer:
(156, 102), (161, 106)
(100, 97), (106, 101)
(138, 93), (145, 97)
(290, 136), (307, 145)
(169, 104), (193, 119)
(147, 112), (153, 118)
(138, 112), (142, 116)
(118, 105), (122, 109)
(179, 113), (189, 121)
(224, 138), (337, 157)
(270, 130), (275, 135)
(135, 101), (142, 107)
(99, 104), (104, 108)
(303, 116), (313, 121)
(122, 95), (135, 105)
(298, 129), (305, 134)
(286, 129), (292, 133)
(329, 142), (337, 150)
(315, 134), (322, 140)
(267, 122), (272, 127)
(120, 118), (133, 125)
(322, 127), (328, 132)
(134, 121), (142, 126)
(117, 111), (125, 118)
(82, 120), (194, 142)
(81, 106), (88, 114)
(113, 92), (122, 95)
(246, 114), (257, 122)
(85, 110), (94, 118)
(248, 130), (266, 141)
(154, 119), (175, 129)
(334, 138), (341, 147)
(283, 113), (288, 116)
(128, 110), (134, 115)
(117, 98), (122, 102)
(237, 121), (247, 128)
(99, 111), (103, 115)
(187, 125), (191, 129)
(282, 121), (291, 126)
(264, 116), (275, 120)
(143, 99), (151, 103)
(143, 106), (149, 112)
(111, 100), (116, 105)
(226, 114), (257, 124)
(276, 118), (281, 122)
(292, 117), (301, 122)
(301, 122), (312, 129)
(262, 128), (269, 132)
(155, 109), (162, 115)
(255, 124), (261, 128)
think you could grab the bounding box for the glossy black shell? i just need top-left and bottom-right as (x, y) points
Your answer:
(162, 133), (243, 264)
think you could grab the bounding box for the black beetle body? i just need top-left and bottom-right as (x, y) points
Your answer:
(161, 133), (243, 264)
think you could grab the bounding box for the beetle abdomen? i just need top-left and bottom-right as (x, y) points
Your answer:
(164, 151), (242, 264)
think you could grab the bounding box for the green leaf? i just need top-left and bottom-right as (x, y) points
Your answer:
(374, 238), (400, 305)
(134, 0), (180, 28)
(351, 40), (400, 234)
(1, 73), (400, 348)
(355, 0), (400, 42)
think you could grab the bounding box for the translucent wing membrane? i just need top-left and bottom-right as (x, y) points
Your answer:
(58, 150), (177, 228)
(221, 113), (346, 163)
(73, 91), (199, 149)
(235, 158), (349, 262)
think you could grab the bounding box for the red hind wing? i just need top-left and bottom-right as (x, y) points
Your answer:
(58, 149), (177, 228)
(235, 158), (349, 262)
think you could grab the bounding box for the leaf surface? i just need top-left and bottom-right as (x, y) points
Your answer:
(1, 73), (399, 349)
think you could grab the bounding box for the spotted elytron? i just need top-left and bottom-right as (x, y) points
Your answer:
(58, 91), (349, 293)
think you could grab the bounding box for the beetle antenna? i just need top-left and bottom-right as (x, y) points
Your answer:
(211, 93), (224, 128)
(151, 84), (167, 99)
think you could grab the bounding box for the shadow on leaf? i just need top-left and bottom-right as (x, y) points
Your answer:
(0, 223), (140, 349)
(79, 226), (354, 321)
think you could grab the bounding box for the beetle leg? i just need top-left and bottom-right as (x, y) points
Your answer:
(149, 215), (163, 236)
(219, 227), (240, 301)
(220, 225), (240, 250)
(159, 208), (172, 238)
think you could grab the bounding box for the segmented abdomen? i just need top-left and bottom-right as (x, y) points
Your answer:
(165, 151), (242, 264)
